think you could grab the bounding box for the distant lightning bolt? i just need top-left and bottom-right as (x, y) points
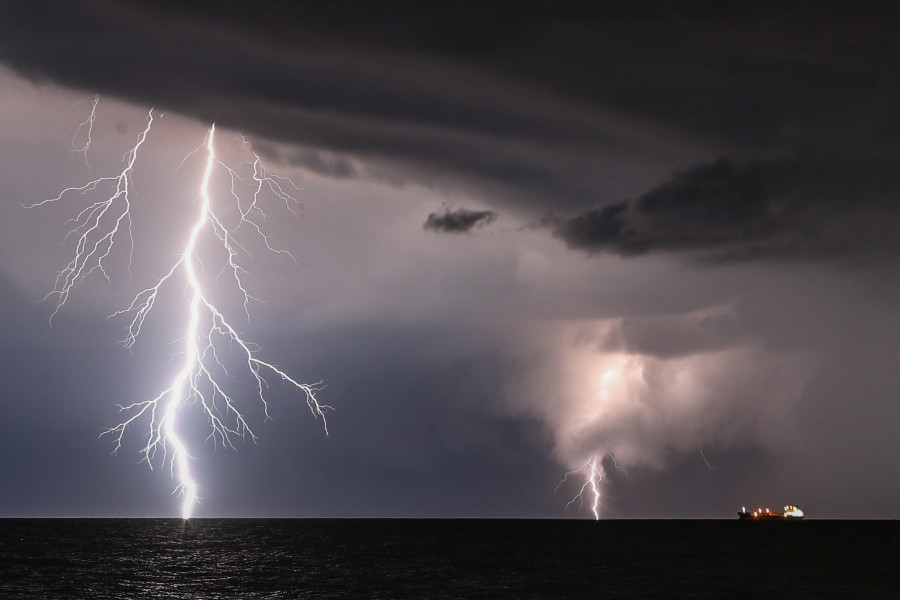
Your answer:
(71, 94), (100, 172)
(29, 100), (329, 519)
(557, 457), (603, 520)
(699, 446), (715, 478)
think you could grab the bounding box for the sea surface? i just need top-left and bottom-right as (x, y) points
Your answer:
(0, 519), (896, 599)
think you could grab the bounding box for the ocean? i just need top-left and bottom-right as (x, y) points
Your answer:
(0, 519), (896, 598)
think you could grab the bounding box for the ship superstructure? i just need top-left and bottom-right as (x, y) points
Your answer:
(737, 505), (805, 520)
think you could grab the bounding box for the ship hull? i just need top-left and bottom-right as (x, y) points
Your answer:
(737, 512), (804, 521)
(738, 504), (805, 521)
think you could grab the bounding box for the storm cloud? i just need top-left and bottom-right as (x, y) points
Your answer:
(2, 1), (899, 213)
(551, 158), (900, 262)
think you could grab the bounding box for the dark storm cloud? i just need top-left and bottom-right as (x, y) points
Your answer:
(551, 158), (900, 261)
(2, 1), (899, 213)
(0, 0), (618, 211)
(254, 143), (361, 180)
(423, 208), (498, 234)
(546, 203), (649, 256)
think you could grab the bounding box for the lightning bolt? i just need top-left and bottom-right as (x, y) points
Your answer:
(699, 446), (715, 478)
(71, 94), (99, 172)
(25, 108), (152, 319)
(607, 451), (632, 481)
(557, 457), (603, 520)
(28, 101), (330, 519)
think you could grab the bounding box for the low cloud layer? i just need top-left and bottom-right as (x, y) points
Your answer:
(551, 159), (900, 262)
(424, 208), (498, 234)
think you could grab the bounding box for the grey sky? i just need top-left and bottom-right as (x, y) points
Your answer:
(0, 1), (898, 518)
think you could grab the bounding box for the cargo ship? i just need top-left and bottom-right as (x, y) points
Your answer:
(738, 505), (804, 520)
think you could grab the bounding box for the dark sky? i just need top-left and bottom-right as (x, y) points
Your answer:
(1, 1), (899, 518)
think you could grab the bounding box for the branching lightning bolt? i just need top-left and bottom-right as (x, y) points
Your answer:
(25, 108), (152, 320)
(557, 457), (603, 520)
(28, 101), (330, 519)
